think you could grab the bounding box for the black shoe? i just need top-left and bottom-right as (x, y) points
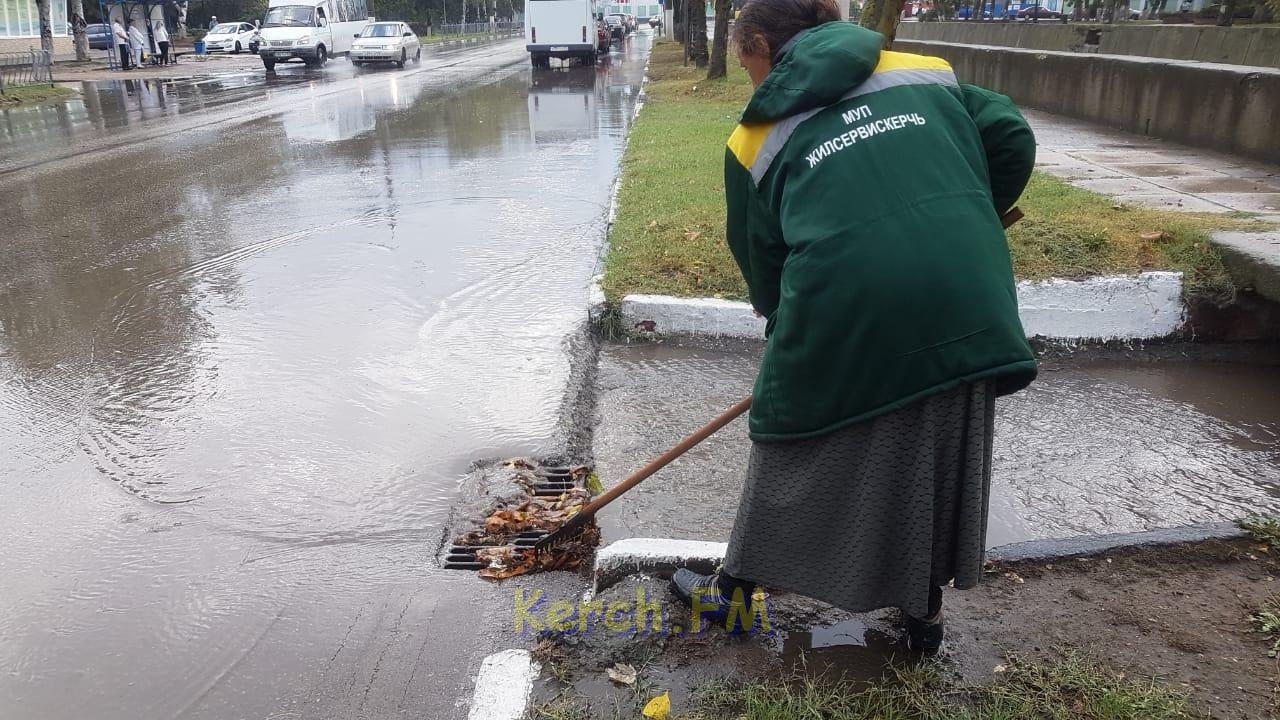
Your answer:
(905, 612), (945, 655)
(670, 568), (766, 632)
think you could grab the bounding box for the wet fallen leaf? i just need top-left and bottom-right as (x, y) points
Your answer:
(642, 691), (671, 719)
(585, 471), (603, 495)
(1004, 571), (1024, 584)
(993, 663), (1007, 673)
(607, 662), (638, 685)
(683, 230), (701, 242)
(647, 220), (658, 228)
(1139, 230), (1169, 242)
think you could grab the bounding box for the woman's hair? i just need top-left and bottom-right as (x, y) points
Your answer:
(732, 0), (842, 60)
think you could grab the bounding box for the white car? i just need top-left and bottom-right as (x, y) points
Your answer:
(204, 21), (258, 53)
(350, 22), (420, 69)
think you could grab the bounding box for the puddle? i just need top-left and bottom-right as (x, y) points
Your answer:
(594, 342), (1280, 549)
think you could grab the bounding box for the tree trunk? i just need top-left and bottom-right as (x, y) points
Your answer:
(1217, 0), (1235, 24)
(875, 0), (904, 46)
(689, 0), (708, 67)
(37, 0), (55, 55)
(672, 0), (686, 43)
(177, 1), (189, 38)
(70, 0), (90, 60)
(706, 0), (730, 79)
(860, 0), (881, 27)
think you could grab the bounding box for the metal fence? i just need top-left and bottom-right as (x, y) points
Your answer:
(427, 20), (522, 36)
(0, 49), (54, 94)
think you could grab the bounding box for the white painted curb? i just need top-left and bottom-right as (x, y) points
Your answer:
(593, 537), (728, 596)
(467, 649), (541, 720)
(1016, 270), (1184, 340)
(619, 271), (1186, 342)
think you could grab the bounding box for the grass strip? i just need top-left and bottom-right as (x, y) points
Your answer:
(604, 40), (1262, 304)
(535, 653), (1197, 720)
(0, 83), (77, 106)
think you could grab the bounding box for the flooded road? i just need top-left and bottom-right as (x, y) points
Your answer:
(1, 35), (651, 719)
(593, 342), (1280, 548)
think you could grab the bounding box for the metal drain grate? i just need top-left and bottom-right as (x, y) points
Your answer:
(443, 530), (546, 570)
(531, 467), (577, 497)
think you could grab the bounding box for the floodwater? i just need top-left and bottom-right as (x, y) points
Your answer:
(0, 35), (651, 719)
(593, 342), (1280, 549)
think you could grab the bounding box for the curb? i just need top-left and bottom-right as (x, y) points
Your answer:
(617, 271), (1186, 342)
(589, 523), (1247, 595)
(467, 649), (541, 720)
(592, 537), (728, 597)
(986, 521), (1247, 564)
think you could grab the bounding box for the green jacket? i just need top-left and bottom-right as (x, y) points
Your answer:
(725, 22), (1037, 441)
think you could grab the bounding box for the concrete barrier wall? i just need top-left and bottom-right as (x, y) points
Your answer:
(895, 22), (1280, 67)
(896, 39), (1280, 164)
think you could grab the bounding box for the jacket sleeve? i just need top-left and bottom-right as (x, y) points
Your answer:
(724, 149), (785, 324)
(960, 85), (1036, 215)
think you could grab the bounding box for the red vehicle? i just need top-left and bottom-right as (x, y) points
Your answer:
(595, 19), (609, 53)
(1016, 5), (1063, 17)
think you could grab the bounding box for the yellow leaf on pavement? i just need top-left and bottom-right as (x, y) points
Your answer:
(642, 691), (671, 719)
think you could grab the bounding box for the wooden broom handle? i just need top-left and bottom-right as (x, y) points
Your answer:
(577, 396), (753, 518)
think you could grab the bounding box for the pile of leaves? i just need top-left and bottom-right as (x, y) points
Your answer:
(453, 459), (603, 580)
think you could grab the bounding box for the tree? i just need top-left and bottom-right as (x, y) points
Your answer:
(689, 0), (708, 67)
(36, 0), (54, 54)
(860, 0), (881, 27)
(707, 0), (731, 79)
(874, 0), (904, 46)
(70, 0), (90, 60)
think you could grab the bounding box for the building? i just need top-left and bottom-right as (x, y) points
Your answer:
(0, 0), (72, 54)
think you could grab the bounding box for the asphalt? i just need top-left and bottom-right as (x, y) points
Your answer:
(0, 32), (655, 720)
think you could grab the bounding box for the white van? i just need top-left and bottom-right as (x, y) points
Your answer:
(524, 0), (599, 68)
(255, 0), (371, 70)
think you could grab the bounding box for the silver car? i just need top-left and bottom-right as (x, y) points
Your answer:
(350, 22), (421, 69)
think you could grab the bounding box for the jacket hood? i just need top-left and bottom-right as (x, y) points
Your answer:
(741, 22), (884, 123)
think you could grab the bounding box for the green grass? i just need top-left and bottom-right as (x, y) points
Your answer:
(0, 83), (76, 106)
(535, 654), (1198, 720)
(1239, 515), (1280, 549)
(603, 40), (1264, 304)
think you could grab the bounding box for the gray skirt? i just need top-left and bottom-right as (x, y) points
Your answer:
(724, 380), (996, 620)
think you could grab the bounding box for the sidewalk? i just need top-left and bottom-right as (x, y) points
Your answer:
(1027, 109), (1280, 301)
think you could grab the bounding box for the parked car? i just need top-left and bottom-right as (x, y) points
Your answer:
(351, 21), (421, 68)
(604, 13), (627, 38)
(204, 21), (257, 53)
(1016, 5), (1063, 18)
(86, 23), (112, 50)
(956, 5), (994, 18)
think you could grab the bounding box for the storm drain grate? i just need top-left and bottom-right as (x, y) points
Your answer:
(531, 467), (577, 497)
(443, 530), (547, 570)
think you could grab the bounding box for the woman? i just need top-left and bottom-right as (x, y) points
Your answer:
(669, 0), (1037, 654)
(127, 19), (147, 70)
(152, 18), (171, 66)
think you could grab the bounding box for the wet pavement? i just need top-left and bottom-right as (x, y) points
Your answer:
(1027, 108), (1280, 218)
(0, 33), (653, 720)
(593, 341), (1280, 549)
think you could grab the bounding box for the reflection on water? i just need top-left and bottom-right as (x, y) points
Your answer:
(0, 33), (652, 720)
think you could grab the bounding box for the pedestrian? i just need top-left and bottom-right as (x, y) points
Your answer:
(668, 0), (1037, 655)
(127, 19), (146, 69)
(112, 17), (130, 69)
(152, 18), (171, 65)
(208, 14), (218, 29)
